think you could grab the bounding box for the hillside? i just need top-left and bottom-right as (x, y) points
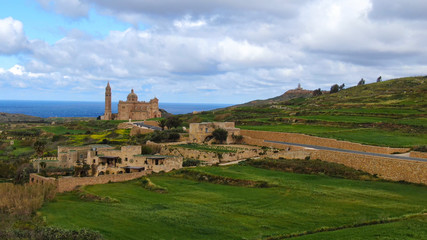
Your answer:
(234, 85), (314, 107)
(180, 76), (427, 148)
(0, 112), (44, 123)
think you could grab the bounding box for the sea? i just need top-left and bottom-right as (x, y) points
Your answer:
(0, 100), (232, 118)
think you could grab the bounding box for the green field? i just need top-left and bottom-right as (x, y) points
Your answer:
(239, 125), (427, 147)
(40, 165), (427, 239)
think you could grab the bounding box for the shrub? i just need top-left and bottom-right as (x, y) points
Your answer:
(182, 159), (202, 167)
(0, 163), (16, 179)
(413, 145), (427, 152)
(147, 130), (182, 143)
(141, 145), (153, 155)
(0, 226), (103, 240)
(14, 164), (35, 185)
(212, 128), (228, 143)
(0, 183), (56, 216)
(312, 88), (322, 96)
(231, 134), (243, 143)
(168, 132), (180, 141)
(330, 84), (339, 93)
(139, 177), (168, 193)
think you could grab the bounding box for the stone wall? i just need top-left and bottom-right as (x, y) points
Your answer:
(160, 145), (277, 164)
(189, 122), (241, 144)
(117, 122), (134, 129)
(29, 173), (56, 185)
(143, 121), (160, 127)
(130, 126), (154, 136)
(56, 171), (150, 192)
(309, 150), (427, 184)
(241, 130), (410, 154)
(410, 151), (427, 159)
(269, 150), (311, 160)
(31, 157), (60, 169)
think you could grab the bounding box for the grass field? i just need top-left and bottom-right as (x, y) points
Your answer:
(238, 124), (427, 147)
(40, 165), (427, 239)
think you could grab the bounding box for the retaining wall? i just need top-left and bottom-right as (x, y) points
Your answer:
(241, 130), (410, 154)
(160, 146), (263, 164)
(243, 136), (305, 151)
(29, 173), (56, 185)
(309, 150), (427, 184)
(410, 151), (427, 159)
(56, 171), (150, 192)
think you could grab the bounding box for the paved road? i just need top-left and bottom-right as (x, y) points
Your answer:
(265, 140), (427, 163)
(133, 122), (162, 131)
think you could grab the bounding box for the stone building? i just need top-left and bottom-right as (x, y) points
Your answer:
(32, 144), (182, 176)
(102, 82), (161, 120)
(189, 122), (241, 144)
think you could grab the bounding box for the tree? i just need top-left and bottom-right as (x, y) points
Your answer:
(40, 162), (47, 169)
(14, 163), (34, 184)
(212, 128), (228, 144)
(377, 76), (382, 82)
(158, 119), (167, 130)
(312, 88), (322, 96)
(165, 116), (182, 129)
(358, 78), (365, 86)
(330, 84), (339, 93)
(339, 83), (345, 90)
(33, 139), (47, 158)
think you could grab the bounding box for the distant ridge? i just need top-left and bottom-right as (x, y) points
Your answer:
(0, 112), (44, 123)
(232, 84), (313, 107)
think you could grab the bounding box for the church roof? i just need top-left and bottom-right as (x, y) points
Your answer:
(127, 89), (138, 102)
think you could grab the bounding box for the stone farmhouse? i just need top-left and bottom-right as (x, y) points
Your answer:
(102, 82), (161, 121)
(189, 122), (241, 144)
(33, 144), (182, 176)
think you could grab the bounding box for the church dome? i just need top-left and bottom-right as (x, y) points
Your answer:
(127, 89), (138, 102)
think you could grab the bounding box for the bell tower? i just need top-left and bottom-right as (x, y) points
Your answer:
(104, 82), (112, 120)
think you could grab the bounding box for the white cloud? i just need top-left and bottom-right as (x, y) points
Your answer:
(2, 0), (427, 102)
(174, 15), (206, 29)
(8, 65), (25, 76)
(0, 17), (29, 55)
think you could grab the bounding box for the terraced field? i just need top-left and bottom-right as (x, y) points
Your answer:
(180, 77), (427, 148)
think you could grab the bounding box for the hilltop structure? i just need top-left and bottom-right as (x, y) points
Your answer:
(102, 82), (161, 121)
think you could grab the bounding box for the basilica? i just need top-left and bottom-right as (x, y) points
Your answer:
(102, 82), (161, 120)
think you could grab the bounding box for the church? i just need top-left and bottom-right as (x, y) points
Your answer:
(102, 82), (161, 120)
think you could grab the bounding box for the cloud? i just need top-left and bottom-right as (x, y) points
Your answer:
(0, 17), (29, 55)
(369, 0), (427, 20)
(86, 0), (307, 19)
(3, 0), (427, 103)
(294, 0), (427, 66)
(37, 0), (90, 18)
(174, 15), (207, 29)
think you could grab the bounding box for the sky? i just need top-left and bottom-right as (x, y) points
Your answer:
(0, 0), (426, 104)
